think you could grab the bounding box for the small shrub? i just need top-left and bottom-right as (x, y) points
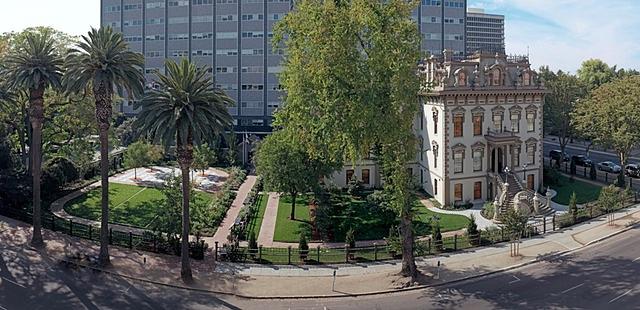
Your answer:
(467, 214), (480, 246)
(432, 221), (443, 251)
(481, 202), (495, 220)
(345, 228), (356, 248)
(347, 177), (364, 197)
(569, 192), (578, 224)
(299, 233), (309, 260)
(248, 232), (258, 258)
(189, 235), (208, 260)
(385, 226), (401, 256)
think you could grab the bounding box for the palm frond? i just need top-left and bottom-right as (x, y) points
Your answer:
(136, 58), (234, 148)
(3, 31), (64, 92)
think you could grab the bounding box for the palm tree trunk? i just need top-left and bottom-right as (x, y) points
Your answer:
(95, 83), (112, 266)
(177, 140), (193, 282)
(29, 88), (44, 247)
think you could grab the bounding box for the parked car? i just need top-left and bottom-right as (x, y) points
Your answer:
(549, 150), (570, 162)
(625, 164), (640, 178)
(597, 161), (622, 173)
(571, 155), (593, 167)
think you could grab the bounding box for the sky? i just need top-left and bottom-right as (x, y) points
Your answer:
(0, 0), (638, 73)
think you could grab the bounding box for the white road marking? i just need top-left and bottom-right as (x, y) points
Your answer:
(509, 275), (521, 284)
(632, 256), (640, 262)
(0, 304), (7, 310)
(1, 277), (25, 289)
(561, 283), (585, 294)
(609, 289), (632, 303)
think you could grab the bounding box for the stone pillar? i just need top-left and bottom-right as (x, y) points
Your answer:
(510, 144), (515, 170)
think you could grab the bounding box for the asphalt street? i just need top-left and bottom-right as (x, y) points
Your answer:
(2, 227), (640, 309)
(543, 141), (636, 166)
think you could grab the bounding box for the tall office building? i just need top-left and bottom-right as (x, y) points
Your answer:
(101, 0), (467, 134)
(465, 8), (505, 55)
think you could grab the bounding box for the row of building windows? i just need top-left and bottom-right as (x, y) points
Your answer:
(451, 112), (536, 138)
(345, 169), (371, 185)
(451, 144), (536, 175)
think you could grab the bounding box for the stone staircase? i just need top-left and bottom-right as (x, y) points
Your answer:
(496, 172), (555, 220)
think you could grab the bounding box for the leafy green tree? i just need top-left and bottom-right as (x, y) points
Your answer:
(136, 58), (233, 282)
(573, 76), (640, 188)
(193, 143), (217, 175)
(501, 208), (528, 238)
(124, 141), (153, 179)
(569, 192), (578, 223)
(273, 0), (422, 279)
(577, 59), (617, 91)
(544, 72), (585, 156)
(254, 130), (334, 220)
(4, 30), (64, 247)
(63, 27), (145, 266)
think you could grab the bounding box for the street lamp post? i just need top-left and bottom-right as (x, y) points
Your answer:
(522, 164), (528, 187)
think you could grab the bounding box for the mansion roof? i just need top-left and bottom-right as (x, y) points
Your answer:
(419, 50), (547, 96)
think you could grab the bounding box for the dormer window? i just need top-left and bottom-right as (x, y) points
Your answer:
(523, 72), (531, 86)
(492, 69), (501, 86)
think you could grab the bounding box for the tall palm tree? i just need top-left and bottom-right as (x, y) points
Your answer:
(63, 27), (144, 266)
(136, 59), (233, 281)
(4, 31), (64, 247)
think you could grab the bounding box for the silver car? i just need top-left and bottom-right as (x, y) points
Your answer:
(597, 161), (622, 173)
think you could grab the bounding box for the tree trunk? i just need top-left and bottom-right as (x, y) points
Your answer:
(95, 82), (112, 267)
(290, 191), (297, 220)
(177, 138), (194, 282)
(618, 151), (628, 187)
(400, 209), (417, 280)
(29, 88), (45, 247)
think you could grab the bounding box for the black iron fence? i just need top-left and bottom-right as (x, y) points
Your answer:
(0, 206), (206, 259)
(545, 157), (640, 189)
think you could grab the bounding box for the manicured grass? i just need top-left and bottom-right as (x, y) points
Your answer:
(414, 203), (470, 235)
(64, 183), (213, 228)
(245, 193), (269, 239)
(273, 195), (312, 243)
(271, 191), (470, 243)
(551, 175), (602, 205)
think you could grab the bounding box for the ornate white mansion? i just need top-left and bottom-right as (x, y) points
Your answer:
(330, 50), (555, 218)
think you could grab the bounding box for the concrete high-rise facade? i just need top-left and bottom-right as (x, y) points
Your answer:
(101, 0), (467, 134)
(465, 8), (505, 55)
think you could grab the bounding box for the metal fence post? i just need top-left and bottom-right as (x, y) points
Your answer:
(258, 245), (263, 261)
(288, 246), (292, 265)
(605, 173), (608, 183)
(214, 241), (219, 261)
(501, 228), (505, 241)
(543, 216), (546, 234)
(317, 245), (321, 263)
(109, 228), (113, 244)
(345, 245), (349, 263)
(428, 238), (431, 254)
(129, 232), (133, 249)
(454, 234), (458, 251)
(69, 220), (73, 236)
(374, 243), (378, 261)
(552, 215), (556, 231)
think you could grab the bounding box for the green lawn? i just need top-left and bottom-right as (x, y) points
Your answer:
(271, 192), (470, 243)
(273, 195), (312, 243)
(245, 193), (269, 239)
(414, 203), (470, 235)
(551, 175), (602, 205)
(64, 183), (213, 228)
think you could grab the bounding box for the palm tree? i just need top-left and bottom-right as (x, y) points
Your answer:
(136, 59), (233, 281)
(63, 27), (144, 266)
(4, 31), (64, 247)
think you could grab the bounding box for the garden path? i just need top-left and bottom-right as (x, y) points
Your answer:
(419, 199), (497, 230)
(256, 193), (280, 246)
(210, 175), (257, 245)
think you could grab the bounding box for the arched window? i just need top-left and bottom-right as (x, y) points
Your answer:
(523, 72), (531, 86)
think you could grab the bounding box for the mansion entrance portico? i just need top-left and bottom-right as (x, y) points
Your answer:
(484, 127), (521, 201)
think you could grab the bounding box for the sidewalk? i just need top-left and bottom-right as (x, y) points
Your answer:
(3, 203), (640, 298)
(211, 175), (257, 245)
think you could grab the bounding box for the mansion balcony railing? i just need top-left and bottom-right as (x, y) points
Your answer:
(485, 127), (517, 138)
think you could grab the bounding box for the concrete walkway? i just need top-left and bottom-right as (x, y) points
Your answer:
(256, 192), (279, 246)
(420, 198), (497, 230)
(212, 176), (257, 245)
(3, 203), (640, 298)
